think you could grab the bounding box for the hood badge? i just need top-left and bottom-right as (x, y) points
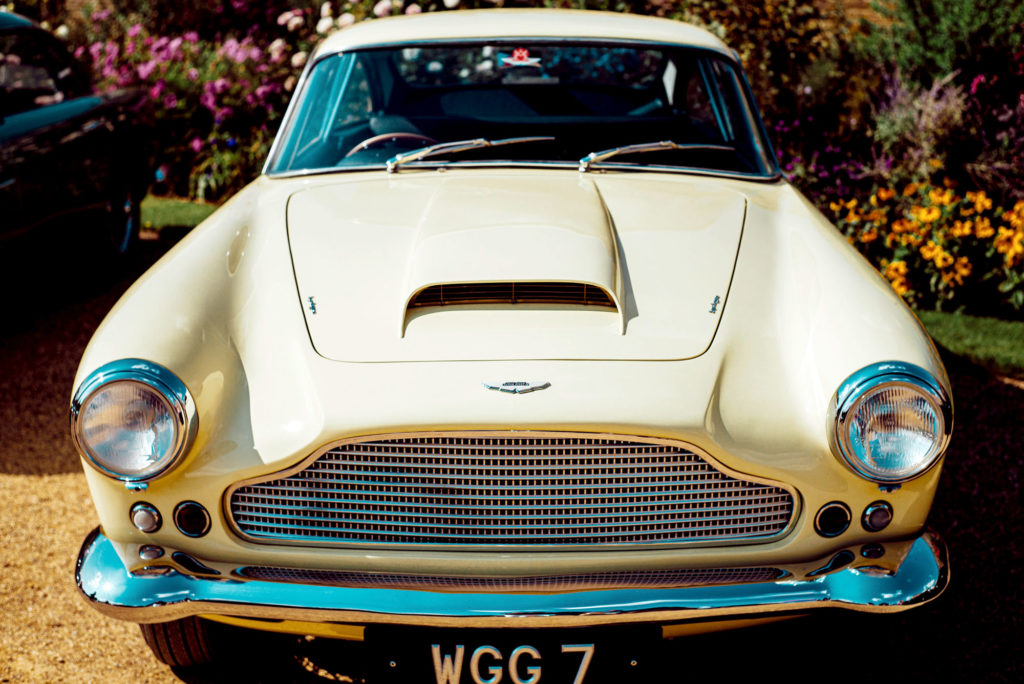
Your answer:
(709, 295), (720, 314)
(484, 381), (551, 394)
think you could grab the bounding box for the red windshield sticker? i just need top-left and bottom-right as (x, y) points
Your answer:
(501, 48), (542, 68)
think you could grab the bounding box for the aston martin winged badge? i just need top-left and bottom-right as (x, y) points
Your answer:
(483, 381), (551, 394)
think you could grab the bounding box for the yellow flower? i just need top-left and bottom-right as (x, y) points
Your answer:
(934, 250), (954, 269)
(863, 209), (885, 223)
(844, 198), (858, 210)
(911, 205), (941, 223)
(884, 260), (908, 279)
(870, 193), (878, 207)
(951, 220), (973, 238)
(954, 256), (972, 278)
(1006, 209), (1023, 231)
(877, 188), (896, 201)
(829, 201), (843, 213)
(901, 233), (924, 247)
(890, 277), (910, 296)
(928, 158), (944, 169)
(929, 188), (953, 206)
(891, 218), (915, 233)
(920, 241), (941, 260)
(975, 217), (995, 238)
(960, 206), (975, 217)
(966, 190), (992, 213)
(994, 227), (1017, 253)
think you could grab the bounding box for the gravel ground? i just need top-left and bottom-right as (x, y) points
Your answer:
(0, 233), (1020, 683)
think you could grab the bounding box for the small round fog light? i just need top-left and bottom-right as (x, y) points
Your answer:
(130, 502), (161, 533)
(174, 501), (210, 537)
(139, 544), (164, 560)
(814, 501), (851, 538)
(862, 501), (893, 532)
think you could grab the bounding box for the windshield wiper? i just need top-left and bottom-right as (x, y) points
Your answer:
(578, 141), (736, 172)
(386, 136), (555, 173)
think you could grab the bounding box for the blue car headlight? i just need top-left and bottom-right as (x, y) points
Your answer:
(829, 361), (952, 484)
(70, 359), (197, 482)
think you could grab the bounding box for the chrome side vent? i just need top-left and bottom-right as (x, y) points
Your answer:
(409, 282), (616, 309)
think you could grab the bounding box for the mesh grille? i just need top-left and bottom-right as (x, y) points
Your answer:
(408, 282), (615, 309)
(229, 434), (795, 547)
(236, 566), (786, 592)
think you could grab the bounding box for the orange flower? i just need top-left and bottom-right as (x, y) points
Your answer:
(911, 205), (941, 223)
(829, 201), (843, 213)
(877, 188), (896, 201)
(845, 210), (859, 223)
(951, 220), (973, 238)
(966, 190), (992, 213)
(891, 218), (915, 234)
(994, 227), (1017, 254)
(929, 188), (954, 206)
(890, 277), (911, 296)
(884, 260), (908, 279)
(920, 241), (941, 260)
(903, 183), (919, 197)
(975, 217), (995, 238)
(860, 227), (879, 243)
(844, 198), (858, 210)
(954, 256), (972, 278)
(901, 233), (924, 247)
(863, 209), (885, 223)
(934, 250), (954, 269)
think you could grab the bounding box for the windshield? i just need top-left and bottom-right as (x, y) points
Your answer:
(267, 41), (776, 177)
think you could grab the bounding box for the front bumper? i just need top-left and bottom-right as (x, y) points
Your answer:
(76, 528), (948, 629)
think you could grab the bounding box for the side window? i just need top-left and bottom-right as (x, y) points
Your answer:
(0, 31), (65, 115)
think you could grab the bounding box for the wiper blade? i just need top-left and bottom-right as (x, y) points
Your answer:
(578, 141), (736, 172)
(386, 136), (555, 173)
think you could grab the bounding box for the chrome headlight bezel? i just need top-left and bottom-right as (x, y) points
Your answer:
(70, 359), (197, 483)
(828, 361), (952, 484)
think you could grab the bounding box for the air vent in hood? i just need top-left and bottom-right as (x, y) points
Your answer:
(409, 282), (617, 309)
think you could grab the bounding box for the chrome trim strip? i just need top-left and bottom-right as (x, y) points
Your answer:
(224, 431), (801, 551)
(69, 358), (198, 483)
(827, 361), (953, 484)
(76, 527), (949, 626)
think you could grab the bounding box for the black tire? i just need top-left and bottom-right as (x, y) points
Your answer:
(138, 616), (215, 667)
(105, 179), (141, 257)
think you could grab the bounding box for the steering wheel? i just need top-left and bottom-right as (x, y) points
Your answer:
(344, 132), (438, 158)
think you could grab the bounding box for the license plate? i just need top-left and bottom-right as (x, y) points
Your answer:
(366, 626), (660, 683)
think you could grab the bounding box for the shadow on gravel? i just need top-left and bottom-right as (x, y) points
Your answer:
(0, 225), (186, 475)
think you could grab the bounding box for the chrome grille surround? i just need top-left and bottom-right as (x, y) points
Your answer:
(227, 432), (798, 549)
(236, 566), (787, 593)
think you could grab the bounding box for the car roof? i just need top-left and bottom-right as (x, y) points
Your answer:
(0, 10), (36, 31)
(315, 9), (730, 57)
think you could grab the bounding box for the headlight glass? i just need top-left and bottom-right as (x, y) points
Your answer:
(71, 360), (196, 482)
(832, 362), (951, 484)
(78, 382), (178, 478)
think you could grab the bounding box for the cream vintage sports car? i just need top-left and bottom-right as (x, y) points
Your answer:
(72, 9), (952, 681)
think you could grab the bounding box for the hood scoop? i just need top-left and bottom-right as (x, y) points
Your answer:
(409, 282), (617, 309)
(287, 172), (746, 362)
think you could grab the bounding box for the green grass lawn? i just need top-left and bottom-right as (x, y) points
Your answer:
(917, 310), (1024, 379)
(140, 195), (217, 230)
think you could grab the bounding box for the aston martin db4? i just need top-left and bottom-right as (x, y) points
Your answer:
(72, 9), (952, 680)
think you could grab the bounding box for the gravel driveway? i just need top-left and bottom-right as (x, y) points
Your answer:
(1, 233), (1020, 683)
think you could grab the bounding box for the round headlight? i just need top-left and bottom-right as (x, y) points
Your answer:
(71, 359), (197, 482)
(830, 362), (951, 484)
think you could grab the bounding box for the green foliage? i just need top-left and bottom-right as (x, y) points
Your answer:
(861, 0), (1024, 84)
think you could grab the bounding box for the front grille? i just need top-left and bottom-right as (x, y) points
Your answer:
(237, 566), (786, 592)
(228, 433), (795, 548)
(408, 282), (615, 309)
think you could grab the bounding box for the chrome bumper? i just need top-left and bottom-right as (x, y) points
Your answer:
(76, 528), (948, 628)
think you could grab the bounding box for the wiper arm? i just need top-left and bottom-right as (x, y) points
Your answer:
(578, 141), (736, 172)
(386, 136), (555, 173)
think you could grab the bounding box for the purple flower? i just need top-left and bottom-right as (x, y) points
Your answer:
(74, 46), (85, 58)
(190, 137), (203, 152)
(89, 42), (103, 61)
(149, 80), (165, 100)
(970, 74), (986, 95)
(200, 92), (216, 111)
(184, 31), (199, 44)
(128, 23), (142, 38)
(137, 61), (157, 80)
(227, 137), (237, 149)
(91, 9), (112, 22)
(188, 68), (199, 81)
(164, 93), (178, 109)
